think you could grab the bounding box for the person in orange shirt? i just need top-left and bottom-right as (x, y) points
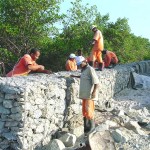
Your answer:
(65, 53), (77, 71)
(102, 50), (118, 68)
(6, 48), (52, 77)
(90, 25), (104, 71)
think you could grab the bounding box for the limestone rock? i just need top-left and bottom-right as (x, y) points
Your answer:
(2, 132), (17, 141)
(70, 126), (84, 138)
(0, 105), (10, 114)
(89, 131), (116, 150)
(49, 139), (65, 150)
(125, 121), (148, 135)
(3, 100), (13, 108)
(59, 133), (76, 147)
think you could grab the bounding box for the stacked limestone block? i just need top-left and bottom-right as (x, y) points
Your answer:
(96, 66), (131, 105)
(52, 71), (82, 123)
(62, 66), (132, 116)
(61, 61), (150, 124)
(0, 60), (149, 150)
(0, 74), (67, 150)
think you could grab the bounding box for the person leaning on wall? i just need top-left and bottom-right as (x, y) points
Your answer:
(102, 49), (118, 68)
(6, 48), (52, 77)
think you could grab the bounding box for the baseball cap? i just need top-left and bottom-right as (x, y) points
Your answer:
(77, 57), (85, 65)
(91, 25), (97, 30)
(69, 53), (76, 58)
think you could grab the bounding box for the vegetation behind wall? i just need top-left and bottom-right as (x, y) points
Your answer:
(0, 0), (150, 73)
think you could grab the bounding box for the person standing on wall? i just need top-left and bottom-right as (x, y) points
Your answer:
(71, 57), (99, 135)
(89, 25), (104, 71)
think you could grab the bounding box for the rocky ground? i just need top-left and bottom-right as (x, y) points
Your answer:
(109, 88), (150, 150)
(66, 88), (150, 150)
(44, 73), (150, 150)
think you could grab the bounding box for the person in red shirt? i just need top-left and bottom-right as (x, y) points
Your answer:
(102, 50), (118, 68)
(65, 53), (77, 71)
(6, 48), (52, 77)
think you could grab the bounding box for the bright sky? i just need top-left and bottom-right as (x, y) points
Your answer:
(60, 0), (150, 40)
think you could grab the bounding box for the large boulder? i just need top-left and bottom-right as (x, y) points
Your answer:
(89, 131), (116, 150)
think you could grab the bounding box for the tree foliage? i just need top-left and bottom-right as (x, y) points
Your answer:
(0, 0), (62, 61)
(0, 0), (150, 73)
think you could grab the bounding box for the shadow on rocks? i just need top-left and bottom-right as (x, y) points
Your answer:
(75, 143), (91, 150)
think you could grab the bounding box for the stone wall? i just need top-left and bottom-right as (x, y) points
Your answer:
(0, 75), (67, 150)
(0, 60), (150, 150)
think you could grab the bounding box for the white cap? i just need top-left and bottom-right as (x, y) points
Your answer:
(69, 53), (76, 59)
(91, 25), (97, 30)
(77, 57), (85, 65)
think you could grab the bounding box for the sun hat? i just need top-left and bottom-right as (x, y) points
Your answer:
(77, 57), (85, 65)
(91, 25), (97, 30)
(69, 53), (76, 59)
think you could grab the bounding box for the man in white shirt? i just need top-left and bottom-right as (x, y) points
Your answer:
(75, 49), (85, 69)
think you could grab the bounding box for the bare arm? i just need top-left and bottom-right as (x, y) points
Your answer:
(91, 84), (99, 98)
(36, 69), (52, 74)
(27, 64), (44, 71)
(70, 75), (80, 78)
(28, 65), (52, 74)
(91, 39), (96, 45)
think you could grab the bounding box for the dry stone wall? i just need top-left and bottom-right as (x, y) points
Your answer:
(0, 60), (150, 150)
(0, 75), (67, 150)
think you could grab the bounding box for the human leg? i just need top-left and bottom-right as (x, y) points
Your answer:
(89, 51), (96, 67)
(82, 100), (89, 133)
(82, 99), (95, 134)
(96, 51), (104, 71)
